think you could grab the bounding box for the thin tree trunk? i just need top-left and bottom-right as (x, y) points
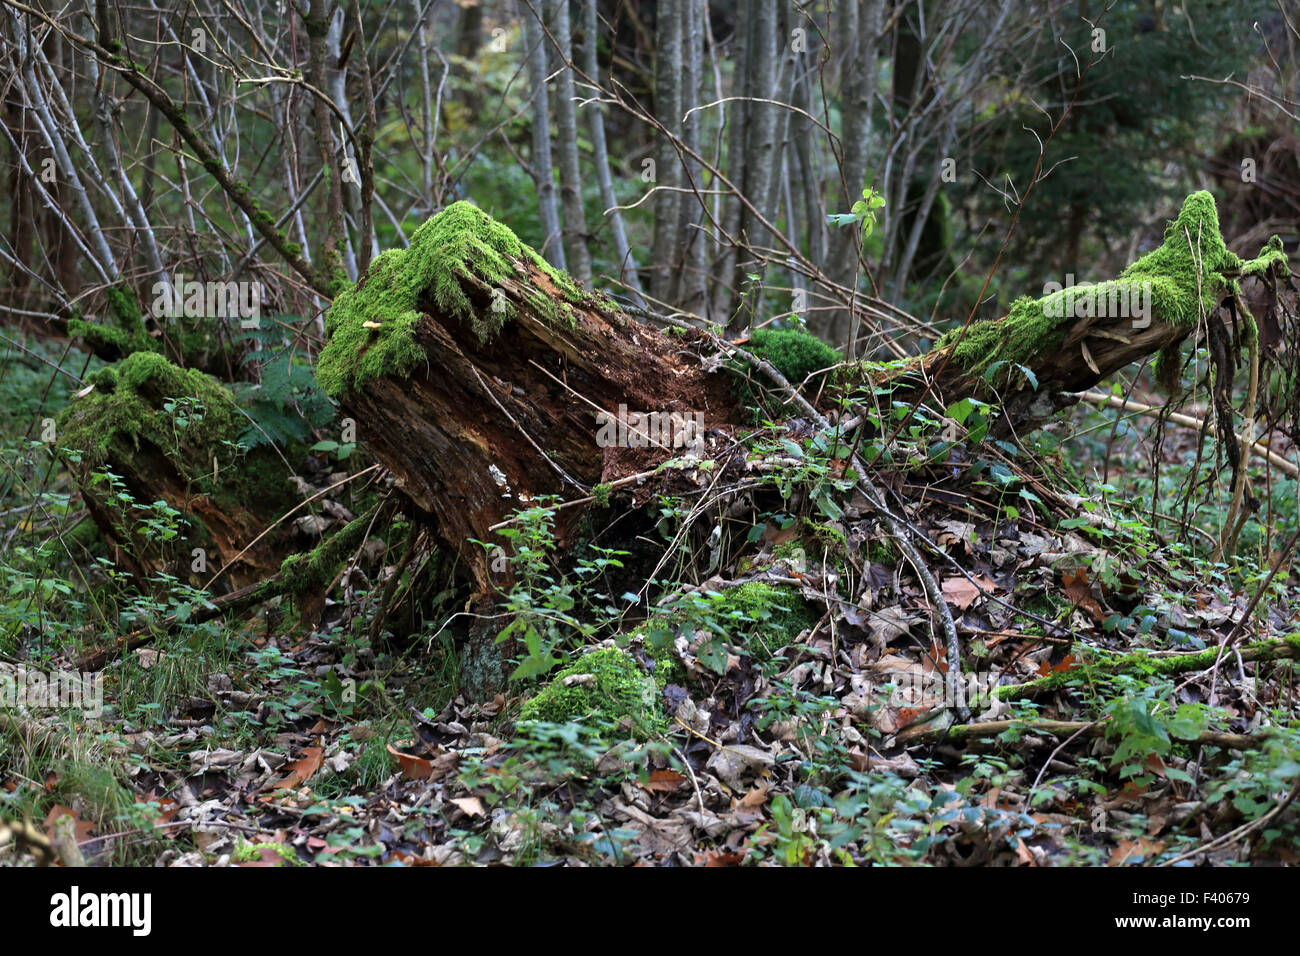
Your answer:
(581, 0), (644, 305)
(650, 0), (683, 305)
(714, 5), (752, 318)
(548, 0), (593, 283)
(326, 8), (360, 282)
(304, 0), (350, 286)
(822, 0), (880, 349)
(676, 0), (708, 315)
(522, 0), (566, 269)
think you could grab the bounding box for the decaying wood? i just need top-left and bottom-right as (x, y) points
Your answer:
(333, 259), (740, 594)
(310, 196), (1288, 697)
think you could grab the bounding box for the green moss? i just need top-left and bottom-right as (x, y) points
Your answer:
(744, 327), (842, 387)
(519, 647), (664, 738)
(592, 482), (612, 507)
(716, 581), (818, 661)
(640, 632), (685, 688)
(67, 284), (156, 358)
(938, 191), (1289, 387)
(56, 353), (294, 576)
(316, 201), (583, 398)
(733, 327), (843, 415)
(231, 841), (301, 866)
(868, 538), (898, 564)
(279, 513), (372, 593)
(58, 352), (239, 489)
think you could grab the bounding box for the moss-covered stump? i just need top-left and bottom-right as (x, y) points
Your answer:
(56, 352), (296, 590)
(895, 191), (1288, 427)
(519, 647), (665, 738)
(316, 201), (739, 593)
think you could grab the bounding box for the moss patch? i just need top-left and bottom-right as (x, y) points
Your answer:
(734, 327), (843, 414)
(278, 513), (371, 593)
(937, 191), (1288, 386)
(67, 284), (156, 359)
(58, 351), (240, 491)
(744, 328), (842, 387)
(716, 581), (818, 661)
(316, 201), (583, 398)
(519, 647), (664, 738)
(56, 352), (294, 572)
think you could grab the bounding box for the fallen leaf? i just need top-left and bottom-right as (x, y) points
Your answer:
(698, 849), (746, 866)
(1109, 836), (1164, 866)
(942, 576), (983, 610)
(451, 796), (486, 818)
(706, 745), (774, 790)
(42, 805), (95, 844)
(641, 769), (687, 793)
(273, 746), (324, 790)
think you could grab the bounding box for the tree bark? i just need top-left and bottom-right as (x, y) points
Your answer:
(547, 0), (593, 283)
(650, 0), (683, 304)
(581, 0), (644, 305)
(821, 0), (881, 350)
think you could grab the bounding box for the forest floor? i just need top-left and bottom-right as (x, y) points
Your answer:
(4, 366), (1300, 868)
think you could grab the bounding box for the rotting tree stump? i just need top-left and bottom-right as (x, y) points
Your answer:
(316, 194), (1288, 695)
(316, 202), (743, 595)
(57, 351), (298, 592)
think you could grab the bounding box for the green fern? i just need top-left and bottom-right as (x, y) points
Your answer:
(233, 340), (335, 449)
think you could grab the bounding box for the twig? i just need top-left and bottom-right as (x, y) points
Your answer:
(1078, 390), (1298, 478)
(1159, 776), (1300, 866)
(898, 716), (1265, 750)
(992, 635), (1300, 702)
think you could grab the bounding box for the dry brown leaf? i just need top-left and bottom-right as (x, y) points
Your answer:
(274, 745), (324, 790)
(42, 804), (95, 844)
(451, 796), (486, 817)
(1109, 836), (1164, 866)
(942, 576), (983, 609)
(641, 769), (687, 793)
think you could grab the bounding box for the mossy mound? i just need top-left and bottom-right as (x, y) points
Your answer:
(519, 647), (664, 738)
(60, 352), (238, 482)
(715, 581), (818, 660)
(734, 327), (843, 414)
(937, 191), (1288, 387)
(316, 201), (583, 398)
(57, 351), (291, 513)
(745, 327), (842, 387)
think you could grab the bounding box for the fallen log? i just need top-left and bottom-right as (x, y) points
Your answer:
(883, 190), (1289, 432)
(315, 192), (1289, 695)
